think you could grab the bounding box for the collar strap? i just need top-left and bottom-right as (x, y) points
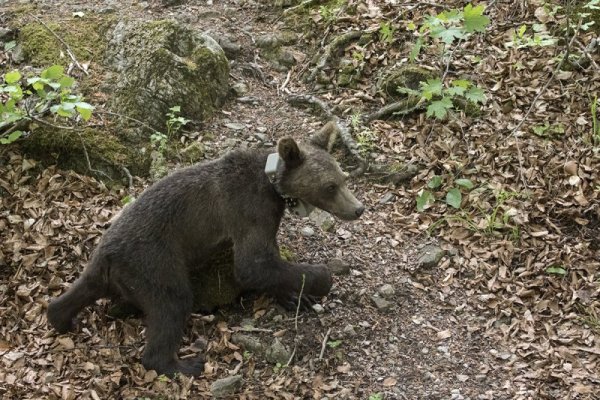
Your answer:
(265, 153), (314, 218)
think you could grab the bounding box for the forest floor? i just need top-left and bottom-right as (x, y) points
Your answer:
(1, 0), (599, 399)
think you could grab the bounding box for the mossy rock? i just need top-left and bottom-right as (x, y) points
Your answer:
(104, 19), (230, 131)
(19, 126), (151, 180)
(376, 64), (434, 101)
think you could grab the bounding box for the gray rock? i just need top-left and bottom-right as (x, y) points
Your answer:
(327, 258), (350, 276)
(256, 34), (280, 49)
(342, 324), (356, 337)
(104, 19), (229, 131)
(225, 122), (245, 131)
(231, 82), (249, 96)
(310, 210), (335, 232)
(11, 44), (25, 63)
(379, 192), (396, 204)
(371, 296), (393, 311)
(265, 339), (291, 365)
(211, 375), (243, 398)
(231, 333), (264, 354)
(216, 35), (241, 59)
(377, 284), (395, 299)
(0, 27), (13, 41)
(312, 304), (324, 313)
(254, 132), (268, 142)
(417, 244), (445, 268)
(277, 49), (296, 67)
(300, 226), (315, 237)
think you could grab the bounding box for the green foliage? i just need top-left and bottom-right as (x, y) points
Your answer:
(417, 3), (489, 47)
(369, 393), (383, 400)
(531, 122), (565, 138)
(327, 340), (343, 348)
(318, 0), (346, 23)
(546, 266), (567, 276)
(416, 175), (474, 212)
(418, 78), (486, 120)
(0, 65), (94, 145)
(505, 24), (556, 48)
(379, 21), (395, 44)
(165, 105), (190, 138)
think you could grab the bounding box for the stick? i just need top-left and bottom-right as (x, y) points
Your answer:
(96, 110), (157, 133)
(294, 274), (306, 332)
(318, 327), (332, 360)
(31, 15), (89, 76)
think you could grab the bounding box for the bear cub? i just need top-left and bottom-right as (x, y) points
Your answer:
(47, 122), (364, 377)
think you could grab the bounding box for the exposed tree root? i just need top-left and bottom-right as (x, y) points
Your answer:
(363, 98), (423, 123)
(306, 30), (363, 83)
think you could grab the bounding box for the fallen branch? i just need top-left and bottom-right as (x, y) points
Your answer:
(306, 30), (362, 83)
(318, 327), (332, 360)
(31, 15), (89, 76)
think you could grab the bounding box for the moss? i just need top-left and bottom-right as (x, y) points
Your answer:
(279, 245), (296, 262)
(377, 65), (434, 100)
(20, 125), (150, 180)
(18, 16), (113, 67)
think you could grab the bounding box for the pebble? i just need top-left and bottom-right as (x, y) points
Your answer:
(379, 192), (396, 204)
(377, 284), (395, 299)
(211, 375), (243, 398)
(371, 295), (392, 311)
(300, 226), (315, 237)
(312, 304), (324, 313)
(327, 258), (350, 276)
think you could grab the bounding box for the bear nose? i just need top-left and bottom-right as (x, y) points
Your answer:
(355, 205), (365, 217)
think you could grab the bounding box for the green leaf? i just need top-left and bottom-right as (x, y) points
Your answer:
(545, 266), (567, 276)
(426, 97), (453, 119)
(420, 79), (443, 100)
(416, 190), (434, 212)
(327, 340), (342, 348)
(4, 40), (16, 51)
(5, 70), (21, 84)
(0, 130), (23, 145)
(409, 37), (423, 63)
(41, 65), (64, 80)
(446, 188), (462, 209)
(427, 175), (443, 189)
(455, 178), (474, 189)
(464, 86), (486, 103)
(445, 85), (466, 97)
(463, 4), (490, 33)
(75, 102), (94, 121)
(452, 79), (471, 89)
(169, 105), (181, 113)
(431, 26), (465, 44)
(59, 76), (75, 88)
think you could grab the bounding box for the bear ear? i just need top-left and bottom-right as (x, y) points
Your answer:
(310, 121), (339, 153)
(278, 137), (303, 168)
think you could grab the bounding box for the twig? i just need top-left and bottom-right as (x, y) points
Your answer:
(30, 15), (89, 76)
(121, 166), (133, 188)
(294, 274), (306, 332)
(285, 345), (297, 367)
(279, 70), (292, 94)
(318, 327), (332, 360)
(29, 115), (78, 131)
(282, 0), (321, 16)
(96, 110), (157, 133)
(77, 132), (112, 181)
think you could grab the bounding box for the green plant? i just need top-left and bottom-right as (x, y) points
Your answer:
(0, 65), (93, 144)
(318, 0), (346, 23)
(404, 4), (489, 119)
(545, 265), (567, 276)
(505, 24), (556, 48)
(369, 393), (383, 400)
(150, 131), (168, 152)
(355, 129), (377, 156)
(532, 122), (565, 138)
(416, 175), (474, 212)
(327, 339), (342, 348)
(165, 105), (190, 138)
(379, 21), (395, 44)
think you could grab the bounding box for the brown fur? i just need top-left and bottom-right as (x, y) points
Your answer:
(47, 124), (364, 376)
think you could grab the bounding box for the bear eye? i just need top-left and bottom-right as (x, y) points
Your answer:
(326, 184), (337, 193)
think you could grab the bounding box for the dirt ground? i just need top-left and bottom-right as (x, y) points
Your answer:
(1, 0), (599, 399)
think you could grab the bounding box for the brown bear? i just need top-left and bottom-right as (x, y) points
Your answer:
(47, 122), (364, 377)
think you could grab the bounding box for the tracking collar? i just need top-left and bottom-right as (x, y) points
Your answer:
(265, 153), (315, 218)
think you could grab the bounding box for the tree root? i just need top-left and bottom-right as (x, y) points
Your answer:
(306, 30), (363, 83)
(363, 98), (423, 123)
